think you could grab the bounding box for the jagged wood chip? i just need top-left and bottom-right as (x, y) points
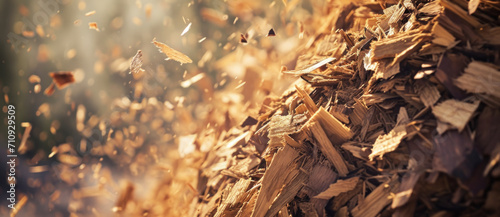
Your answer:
(88, 22), (99, 31)
(369, 125), (407, 161)
(351, 176), (400, 217)
(130, 50), (145, 74)
(432, 99), (479, 132)
(49, 72), (75, 89)
(417, 80), (440, 107)
(455, 61), (500, 99)
(314, 177), (360, 199)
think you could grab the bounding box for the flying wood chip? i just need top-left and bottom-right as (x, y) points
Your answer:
(44, 83), (56, 96)
(130, 50), (145, 74)
(267, 28), (276, 37)
(88, 22), (99, 31)
(85, 10), (96, 16)
(181, 22), (192, 36)
(240, 33), (248, 43)
(49, 72), (75, 89)
(152, 38), (192, 64)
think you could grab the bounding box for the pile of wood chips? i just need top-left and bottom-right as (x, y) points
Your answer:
(187, 0), (500, 216)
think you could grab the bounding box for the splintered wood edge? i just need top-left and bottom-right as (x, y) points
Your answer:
(295, 85), (318, 114)
(306, 120), (349, 176)
(314, 177), (360, 199)
(455, 61), (500, 98)
(311, 107), (353, 143)
(252, 146), (299, 217)
(351, 176), (400, 217)
(432, 99), (479, 131)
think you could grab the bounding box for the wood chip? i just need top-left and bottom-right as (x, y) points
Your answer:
(252, 145), (300, 217)
(351, 176), (400, 217)
(240, 33), (248, 43)
(283, 57), (336, 75)
(455, 61), (500, 99)
(267, 28), (276, 37)
(369, 107), (409, 161)
(10, 194), (28, 217)
(468, 0), (480, 15)
(314, 177), (360, 199)
(129, 50), (145, 74)
(85, 10), (96, 16)
(152, 38), (192, 64)
(181, 22), (192, 36)
(305, 120), (349, 176)
(432, 99), (479, 131)
(49, 72), (75, 89)
(88, 22), (99, 31)
(180, 73), (206, 88)
(114, 182), (134, 213)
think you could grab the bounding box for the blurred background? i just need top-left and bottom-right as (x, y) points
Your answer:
(0, 0), (324, 216)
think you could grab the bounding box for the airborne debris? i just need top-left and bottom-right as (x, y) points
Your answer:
(88, 22), (99, 31)
(181, 22), (192, 36)
(180, 73), (205, 88)
(129, 50), (145, 74)
(152, 38), (193, 64)
(85, 10), (96, 16)
(267, 28), (276, 37)
(239, 33), (247, 43)
(49, 72), (75, 89)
